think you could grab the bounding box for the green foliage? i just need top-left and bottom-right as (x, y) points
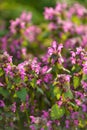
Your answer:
(0, 115), (2, 121)
(16, 88), (27, 102)
(13, 77), (21, 84)
(71, 65), (81, 73)
(30, 78), (37, 88)
(0, 68), (4, 77)
(37, 87), (44, 95)
(51, 104), (65, 120)
(71, 15), (81, 25)
(0, 87), (9, 98)
(73, 76), (80, 89)
(53, 87), (62, 99)
(64, 90), (73, 99)
(82, 74), (87, 82)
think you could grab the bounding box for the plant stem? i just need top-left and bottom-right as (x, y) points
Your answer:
(26, 110), (30, 126)
(16, 111), (22, 130)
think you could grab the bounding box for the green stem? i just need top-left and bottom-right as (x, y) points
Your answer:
(26, 110), (30, 126)
(16, 111), (22, 130)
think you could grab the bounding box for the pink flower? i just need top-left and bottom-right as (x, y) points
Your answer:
(0, 100), (5, 107)
(44, 7), (54, 20)
(71, 112), (78, 119)
(10, 18), (20, 34)
(65, 120), (70, 128)
(11, 102), (16, 112)
(81, 104), (87, 112)
(18, 63), (26, 80)
(74, 119), (79, 126)
(48, 41), (63, 56)
(75, 99), (81, 106)
(42, 110), (49, 118)
(30, 116), (36, 123)
(24, 26), (41, 42)
(0, 82), (4, 87)
(43, 74), (52, 83)
(20, 11), (32, 22)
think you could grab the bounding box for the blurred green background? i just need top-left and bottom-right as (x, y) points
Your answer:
(0, 0), (87, 36)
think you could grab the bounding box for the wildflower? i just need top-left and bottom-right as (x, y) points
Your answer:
(31, 58), (41, 74)
(81, 104), (87, 112)
(18, 63), (26, 80)
(0, 100), (5, 107)
(11, 102), (16, 112)
(43, 74), (52, 83)
(24, 26), (41, 42)
(44, 7), (54, 20)
(0, 82), (4, 87)
(29, 125), (36, 130)
(42, 110), (49, 119)
(48, 41), (63, 56)
(20, 11), (32, 22)
(83, 61), (87, 74)
(10, 18), (20, 34)
(74, 119), (79, 126)
(20, 103), (25, 112)
(75, 99), (82, 106)
(65, 120), (70, 128)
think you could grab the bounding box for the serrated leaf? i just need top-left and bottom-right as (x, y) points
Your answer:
(73, 76), (80, 89)
(30, 78), (36, 88)
(64, 90), (73, 99)
(13, 93), (17, 98)
(13, 77), (21, 84)
(0, 87), (9, 98)
(82, 74), (87, 82)
(16, 88), (27, 102)
(71, 65), (81, 73)
(51, 104), (65, 120)
(53, 87), (61, 99)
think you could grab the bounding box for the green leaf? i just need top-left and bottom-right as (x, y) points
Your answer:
(73, 76), (80, 89)
(30, 78), (36, 88)
(82, 74), (87, 82)
(49, 85), (55, 98)
(44, 127), (48, 130)
(53, 87), (61, 100)
(16, 88), (27, 102)
(71, 65), (81, 73)
(64, 90), (73, 99)
(0, 116), (2, 120)
(61, 33), (69, 41)
(22, 41), (28, 47)
(72, 15), (81, 25)
(7, 81), (12, 89)
(37, 87), (44, 95)
(51, 104), (65, 120)
(0, 68), (4, 77)
(0, 87), (9, 98)
(68, 102), (79, 110)
(13, 77), (21, 84)
(5, 127), (14, 130)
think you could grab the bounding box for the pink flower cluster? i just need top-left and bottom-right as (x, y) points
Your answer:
(0, 2), (87, 130)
